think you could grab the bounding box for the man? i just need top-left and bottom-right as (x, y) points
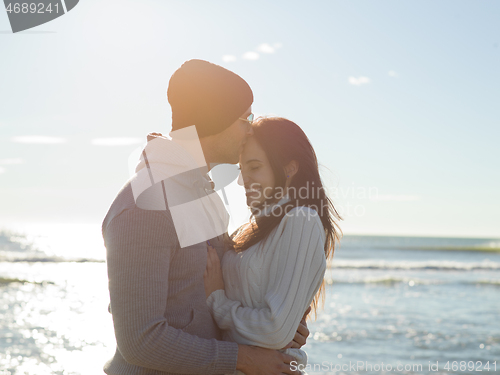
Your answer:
(102, 59), (308, 375)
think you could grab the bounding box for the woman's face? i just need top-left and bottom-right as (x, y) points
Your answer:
(238, 136), (276, 208)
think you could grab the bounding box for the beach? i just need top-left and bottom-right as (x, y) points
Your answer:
(0, 224), (499, 374)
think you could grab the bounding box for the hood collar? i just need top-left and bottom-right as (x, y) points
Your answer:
(251, 195), (291, 218)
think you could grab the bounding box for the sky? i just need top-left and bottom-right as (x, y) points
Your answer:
(0, 0), (499, 238)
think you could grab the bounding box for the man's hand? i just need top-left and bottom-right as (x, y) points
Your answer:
(203, 243), (225, 298)
(281, 306), (311, 350)
(237, 345), (302, 375)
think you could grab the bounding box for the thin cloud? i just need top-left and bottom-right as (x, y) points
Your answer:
(348, 76), (371, 86)
(222, 55), (237, 62)
(224, 43), (281, 62)
(91, 137), (143, 146)
(257, 43), (275, 54)
(242, 51), (259, 60)
(0, 166), (5, 174)
(0, 158), (23, 165)
(11, 136), (67, 144)
(370, 194), (420, 202)
(388, 70), (398, 77)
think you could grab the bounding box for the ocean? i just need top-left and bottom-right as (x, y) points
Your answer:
(0, 224), (499, 375)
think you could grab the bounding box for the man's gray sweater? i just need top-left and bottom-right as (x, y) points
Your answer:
(102, 149), (239, 375)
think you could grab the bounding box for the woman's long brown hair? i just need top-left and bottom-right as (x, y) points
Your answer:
(231, 117), (342, 318)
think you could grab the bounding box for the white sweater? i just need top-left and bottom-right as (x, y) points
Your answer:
(206, 205), (327, 372)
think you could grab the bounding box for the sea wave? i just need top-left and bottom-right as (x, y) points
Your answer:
(0, 227), (106, 262)
(474, 279), (500, 286)
(0, 277), (55, 285)
(386, 245), (500, 252)
(339, 235), (500, 251)
(325, 276), (500, 286)
(0, 254), (105, 263)
(329, 260), (500, 271)
(326, 276), (441, 285)
(0, 230), (36, 252)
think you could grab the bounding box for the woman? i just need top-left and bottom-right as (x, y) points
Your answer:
(204, 117), (342, 373)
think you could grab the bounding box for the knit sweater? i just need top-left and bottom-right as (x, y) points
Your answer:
(206, 204), (327, 373)
(102, 135), (238, 375)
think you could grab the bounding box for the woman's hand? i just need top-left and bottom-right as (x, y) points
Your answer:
(280, 306), (312, 350)
(204, 243), (225, 299)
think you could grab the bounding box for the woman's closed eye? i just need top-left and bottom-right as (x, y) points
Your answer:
(237, 165), (260, 171)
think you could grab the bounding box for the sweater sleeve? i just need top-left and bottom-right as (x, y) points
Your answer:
(105, 208), (238, 374)
(206, 207), (327, 349)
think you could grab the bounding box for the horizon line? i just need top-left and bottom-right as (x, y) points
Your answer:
(0, 221), (498, 240)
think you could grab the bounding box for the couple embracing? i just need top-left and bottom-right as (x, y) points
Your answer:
(102, 59), (342, 375)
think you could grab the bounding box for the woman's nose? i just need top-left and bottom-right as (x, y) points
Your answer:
(237, 172), (251, 186)
(237, 171), (245, 186)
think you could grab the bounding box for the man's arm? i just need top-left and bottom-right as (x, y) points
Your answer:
(237, 345), (302, 375)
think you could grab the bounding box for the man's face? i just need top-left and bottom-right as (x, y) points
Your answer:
(217, 106), (253, 164)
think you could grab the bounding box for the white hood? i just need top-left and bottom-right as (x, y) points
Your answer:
(130, 126), (228, 248)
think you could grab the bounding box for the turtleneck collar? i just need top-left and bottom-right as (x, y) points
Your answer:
(251, 195), (291, 219)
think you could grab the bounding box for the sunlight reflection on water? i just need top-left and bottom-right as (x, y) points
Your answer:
(0, 261), (115, 374)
